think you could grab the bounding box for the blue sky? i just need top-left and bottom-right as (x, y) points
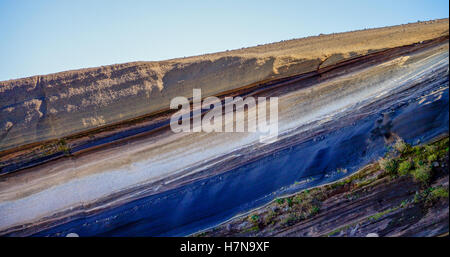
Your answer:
(0, 0), (448, 81)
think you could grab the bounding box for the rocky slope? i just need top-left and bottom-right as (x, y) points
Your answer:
(0, 19), (448, 151)
(0, 19), (448, 237)
(194, 137), (449, 237)
(0, 33), (447, 236)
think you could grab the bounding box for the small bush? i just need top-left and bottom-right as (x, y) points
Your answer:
(249, 215), (260, 226)
(412, 146), (425, 158)
(275, 198), (285, 205)
(310, 205), (320, 215)
(398, 160), (412, 176)
(429, 187), (449, 201)
(411, 164), (432, 184)
(394, 138), (408, 154)
(56, 139), (71, 156)
(379, 157), (398, 175)
(425, 145), (438, 155)
(427, 153), (438, 162)
(286, 198), (293, 207)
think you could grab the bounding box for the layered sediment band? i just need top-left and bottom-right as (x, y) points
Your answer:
(0, 19), (448, 152)
(0, 31), (448, 236)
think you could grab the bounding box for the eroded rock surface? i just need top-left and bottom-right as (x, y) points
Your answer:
(1, 19), (448, 151)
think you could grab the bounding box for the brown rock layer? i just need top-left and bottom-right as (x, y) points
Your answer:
(1, 19), (448, 151)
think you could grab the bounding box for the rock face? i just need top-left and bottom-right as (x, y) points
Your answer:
(0, 19), (448, 151)
(0, 18), (448, 237)
(194, 138), (450, 237)
(0, 34), (448, 236)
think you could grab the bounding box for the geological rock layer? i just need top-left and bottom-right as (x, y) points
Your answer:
(0, 19), (448, 151)
(0, 19), (448, 237)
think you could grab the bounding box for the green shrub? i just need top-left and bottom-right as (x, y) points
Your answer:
(379, 157), (398, 175)
(398, 160), (412, 176)
(275, 198), (285, 205)
(411, 164), (432, 184)
(287, 198), (293, 207)
(425, 145), (438, 154)
(412, 146), (426, 161)
(413, 156), (425, 166)
(427, 154), (438, 162)
(56, 139), (71, 156)
(249, 215), (260, 226)
(310, 205), (320, 215)
(250, 215), (259, 221)
(429, 187), (449, 200)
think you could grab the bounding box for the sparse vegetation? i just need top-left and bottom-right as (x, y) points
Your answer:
(196, 136), (449, 237)
(376, 137), (448, 186)
(428, 186), (449, 202)
(413, 186), (449, 204)
(369, 206), (399, 221)
(56, 139), (71, 156)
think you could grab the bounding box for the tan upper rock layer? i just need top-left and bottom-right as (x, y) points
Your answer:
(0, 19), (448, 151)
